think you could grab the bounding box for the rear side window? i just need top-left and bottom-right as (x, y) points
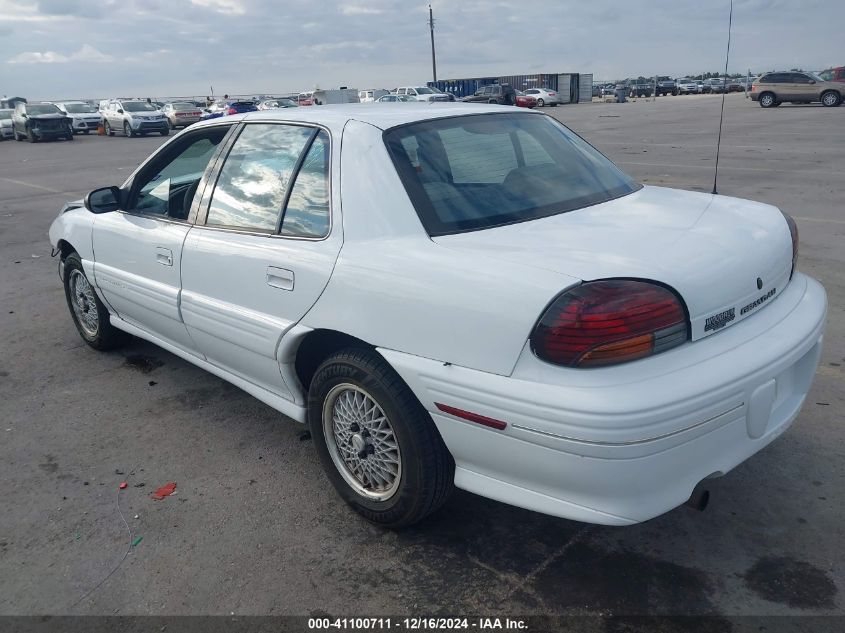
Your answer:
(280, 130), (331, 238)
(206, 123), (313, 232)
(384, 113), (640, 236)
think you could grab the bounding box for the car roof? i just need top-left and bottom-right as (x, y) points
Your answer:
(196, 103), (539, 132)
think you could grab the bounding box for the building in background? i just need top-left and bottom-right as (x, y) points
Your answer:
(428, 73), (592, 103)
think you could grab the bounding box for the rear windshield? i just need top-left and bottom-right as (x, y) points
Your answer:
(384, 113), (640, 236)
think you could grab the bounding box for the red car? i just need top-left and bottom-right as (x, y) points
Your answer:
(516, 93), (537, 108)
(818, 66), (845, 84)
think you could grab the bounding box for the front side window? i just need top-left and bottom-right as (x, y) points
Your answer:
(384, 113), (640, 236)
(206, 123), (314, 232)
(130, 126), (230, 219)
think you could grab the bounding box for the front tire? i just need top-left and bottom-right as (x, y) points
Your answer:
(104, 120), (115, 136)
(308, 348), (454, 528)
(821, 91), (841, 107)
(27, 128), (37, 143)
(124, 122), (134, 137)
(759, 92), (776, 108)
(160, 129), (169, 136)
(63, 253), (128, 351)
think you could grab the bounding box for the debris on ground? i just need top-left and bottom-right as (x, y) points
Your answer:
(119, 482), (128, 490)
(131, 536), (143, 547)
(151, 482), (177, 500)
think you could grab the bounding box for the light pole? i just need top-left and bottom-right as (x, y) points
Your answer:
(429, 4), (437, 83)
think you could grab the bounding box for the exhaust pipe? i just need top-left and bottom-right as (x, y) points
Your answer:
(685, 485), (710, 512)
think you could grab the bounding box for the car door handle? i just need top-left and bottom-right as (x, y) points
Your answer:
(266, 266), (294, 291)
(155, 247), (173, 267)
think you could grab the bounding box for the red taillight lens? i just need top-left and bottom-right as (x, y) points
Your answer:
(228, 107), (237, 115)
(781, 211), (798, 275)
(530, 280), (688, 368)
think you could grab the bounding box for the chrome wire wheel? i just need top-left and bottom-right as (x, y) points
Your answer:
(322, 383), (402, 501)
(68, 269), (99, 337)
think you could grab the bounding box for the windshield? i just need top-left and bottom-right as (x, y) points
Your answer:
(0, 110), (12, 120)
(123, 101), (157, 112)
(384, 113), (641, 236)
(415, 87), (435, 94)
(28, 104), (62, 115)
(64, 103), (97, 113)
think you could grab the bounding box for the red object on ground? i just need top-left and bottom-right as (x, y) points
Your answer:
(151, 482), (177, 500)
(119, 482), (128, 489)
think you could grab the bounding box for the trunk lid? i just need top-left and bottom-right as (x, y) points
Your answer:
(433, 185), (794, 340)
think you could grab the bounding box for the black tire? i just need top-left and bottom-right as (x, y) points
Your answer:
(63, 253), (128, 351)
(759, 92), (776, 108)
(308, 348), (454, 528)
(66, 134), (74, 141)
(27, 127), (37, 143)
(124, 122), (134, 138)
(105, 120), (115, 136)
(160, 129), (169, 136)
(821, 90), (841, 107)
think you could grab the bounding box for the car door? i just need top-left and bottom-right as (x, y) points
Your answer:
(92, 123), (235, 353)
(180, 122), (341, 399)
(790, 73), (817, 101)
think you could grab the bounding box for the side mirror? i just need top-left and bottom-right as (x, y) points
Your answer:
(84, 186), (121, 214)
(117, 109), (124, 114)
(808, 80), (816, 84)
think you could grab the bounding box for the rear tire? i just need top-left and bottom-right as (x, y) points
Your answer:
(63, 253), (129, 351)
(759, 92), (776, 108)
(308, 348), (454, 528)
(821, 91), (841, 107)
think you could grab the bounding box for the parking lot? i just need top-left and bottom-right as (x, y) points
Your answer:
(0, 94), (842, 621)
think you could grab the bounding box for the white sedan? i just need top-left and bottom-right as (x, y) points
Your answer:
(49, 105), (827, 528)
(521, 88), (562, 106)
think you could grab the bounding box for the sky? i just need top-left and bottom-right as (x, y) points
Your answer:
(1, 0), (843, 100)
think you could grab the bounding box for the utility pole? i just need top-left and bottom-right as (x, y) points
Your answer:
(428, 4), (437, 83)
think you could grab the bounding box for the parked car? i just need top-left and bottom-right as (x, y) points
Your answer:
(627, 80), (653, 98)
(55, 101), (102, 135)
(162, 102), (204, 129)
(817, 66), (845, 84)
(462, 84), (517, 105)
(375, 94), (417, 102)
(697, 80), (711, 94)
(258, 98), (298, 110)
(429, 88), (457, 102)
(12, 101), (73, 142)
(514, 91), (537, 108)
(656, 77), (678, 96)
(676, 78), (700, 95)
(521, 88), (561, 106)
(395, 86), (443, 102)
(707, 78), (727, 94)
(49, 105), (826, 528)
(599, 84), (617, 97)
(359, 90), (389, 103)
(200, 100), (258, 121)
(102, 100), (169, 137)
(0, 108), (14, 140)
(297, 92), (315, 106)
(751, 71), (843, 107)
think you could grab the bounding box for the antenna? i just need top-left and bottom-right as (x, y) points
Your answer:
(712, 0), (733, 195)
(428, 4), (437, 82)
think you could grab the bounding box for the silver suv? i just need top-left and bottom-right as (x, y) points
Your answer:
(102, 100), (169, 137)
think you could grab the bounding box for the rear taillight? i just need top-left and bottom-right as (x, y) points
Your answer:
(228, 107), (237, 115)
(782, 211), (798, 276)
(530, 280), (689, 368)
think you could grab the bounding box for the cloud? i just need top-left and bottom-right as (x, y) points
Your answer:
(190, 0), (245, 15)
(340, 5), (384, 15)
(8, 44), (113, 64)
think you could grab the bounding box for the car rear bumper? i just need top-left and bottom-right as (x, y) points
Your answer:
(380, 272), (827, 525)
(172, 116), (201, 126)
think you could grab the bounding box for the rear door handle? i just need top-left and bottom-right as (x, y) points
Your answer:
(155, 246), (173, 267)
(266, 266), (294, 291)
